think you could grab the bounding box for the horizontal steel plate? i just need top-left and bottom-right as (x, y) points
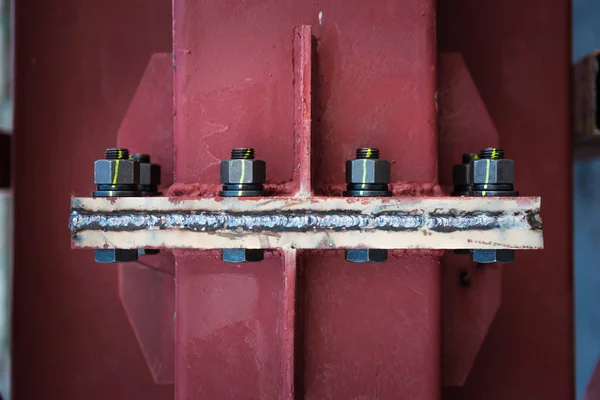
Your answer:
(70, 196), (543, 250)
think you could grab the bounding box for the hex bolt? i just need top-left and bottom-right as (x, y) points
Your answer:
(470, 147), (518, 264)
(220, 148), (265, 263)
(452, 153), (478, 196)
(131, 153), (162, 257)
(219, 147), (266, 197)
(93, 148), (141, 263)
(344, 148), (391, 263)
(131, 153), (161, 195)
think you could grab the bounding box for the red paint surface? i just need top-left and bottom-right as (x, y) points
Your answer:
(439, 0), (572, 398)
(175, 252), (284, 400)
(116, 53), (176, 384)
(16, 0), (571, 398)
(119, 252), (175, 384)
(172, 1), (438, 398)
(438, 53), (502, 387)
(14, 0), (174, 399)
(173, 0), (437, 188)
(300, 253), (441, 400)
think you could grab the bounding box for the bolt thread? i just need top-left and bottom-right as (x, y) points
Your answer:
(231, 148), (255, 159)
(355, 148), (380, 159)
(131, 153), (150, 163)
(462, 153), (479, 164)
(479, 148), (504, 159)
(105, 148), (130, 160)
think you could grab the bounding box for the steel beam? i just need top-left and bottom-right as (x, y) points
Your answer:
(70, 196), (542, 250)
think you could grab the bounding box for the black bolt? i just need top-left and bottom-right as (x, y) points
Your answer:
(131, 153), (151, 163)
(452, 153), (478, 197)
(355, 148), (380, 159)
(479, 147), (504, 159)
(231, 147), (255, 159)
(105, 148), (130, 160)
(221, 148), (265, 263)
(470, 147), (516, 264)
(344, 147), (390, 263)
(219, 148), (266, 197)
(93, 147), (140, 263)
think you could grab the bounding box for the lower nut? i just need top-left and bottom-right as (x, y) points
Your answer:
(471, 249), (515, 264)
(222, 249), (265, 263)
(95, 249), (138, 264)
(345, 249), (388, 263)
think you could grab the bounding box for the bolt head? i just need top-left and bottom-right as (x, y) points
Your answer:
(220, 159), (266, 184)
(471, 249), (515, 264)
(345, 159), (391, 184)
(139, 163), (161, 186)
(345, 249), (388, 263)
(472, 159), (514, 185)
(95, 249), (138, 263)
(222, 249), (264, 263)
(94, 159), (140, 185)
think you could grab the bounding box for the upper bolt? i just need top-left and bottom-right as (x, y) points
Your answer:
(220, 147), (265, 263)
(131, 153), (161, 193)
(479, 147), (504, 159)
(93, 147), (140, 263)
(219, 148), (266, 197)
(230, 148), (255, 159)
(344, 148), (391, 197)
(105, 148), (130, 160)
(355, 148), (380, 159)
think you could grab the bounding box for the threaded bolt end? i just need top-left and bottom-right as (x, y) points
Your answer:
(131, 154), (151, 163)
(356, 148), (380, 159)
(231, 148), (255, 159)
(105, 148), (130, 160)
(462, 153), (479, 164)
(479, 148), (504, 159)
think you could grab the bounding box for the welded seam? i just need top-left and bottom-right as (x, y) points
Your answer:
(69, 208), (540, 235)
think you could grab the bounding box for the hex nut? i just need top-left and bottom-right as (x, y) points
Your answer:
(471, 249), (515, 264)
(472, 159), (514, 185)
(220, 159), (266, 184)
(95, 249), (138, 263)
(452, 163), (471, 187)
(345, 249), (388, 263)
(222, 249), (264, 263)
(345, 159), (391, 184)
(94, 159), (140, 185)
(140, 163), (161, 186)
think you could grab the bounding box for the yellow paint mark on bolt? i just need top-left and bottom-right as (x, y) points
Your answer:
(482, 158), (491, 196)
(112, 160), (120, 184)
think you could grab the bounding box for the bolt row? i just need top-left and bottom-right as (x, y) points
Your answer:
(92, 146), (517, 266)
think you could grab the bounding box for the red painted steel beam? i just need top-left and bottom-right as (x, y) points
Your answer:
(438, 53), (503, 387)
(14, 1), (174, 400)
(171, 1), (439, 399)
(439, 0), (572, 399)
